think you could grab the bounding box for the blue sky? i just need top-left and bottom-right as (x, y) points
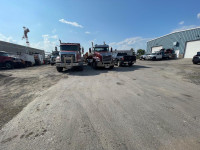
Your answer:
(0, 0), (200, 52)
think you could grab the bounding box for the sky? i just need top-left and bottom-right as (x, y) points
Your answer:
(0, 0), (200, 53)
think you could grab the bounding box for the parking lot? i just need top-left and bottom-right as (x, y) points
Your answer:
(0, 59), (200, 150)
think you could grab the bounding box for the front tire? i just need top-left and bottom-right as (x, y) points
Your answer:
(56, 67), (63, 72)
(152, 57), (156, 61)
(5, 62), (13, 69)
(109, 65), (114, 69)
(92, 61), (97, 69)
(128, 63), (133, 66)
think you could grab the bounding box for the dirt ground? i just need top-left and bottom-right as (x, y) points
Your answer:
(0, 59), (200, 150)
(0, 66), (68, 129)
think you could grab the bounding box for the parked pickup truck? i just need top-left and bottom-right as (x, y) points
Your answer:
(112, 52), (136, 67)
(146, 52), (162, 60)
(0, 51), (25, 69)
(192, 51), (200, 64)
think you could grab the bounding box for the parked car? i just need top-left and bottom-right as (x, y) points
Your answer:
(0, 51), (14, 69)
(192, 51), (200, 64)
(8, 53), (26, 68)
(146, 52), (162, 60)
(113, 52), (136, 67)
(140, 54), (150, 60)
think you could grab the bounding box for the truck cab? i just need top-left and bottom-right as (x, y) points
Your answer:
(147, 51), (162, 60)
(89, 44), (114, 69)
(112, 52), (136, 67)
(55, 42), (83, 72)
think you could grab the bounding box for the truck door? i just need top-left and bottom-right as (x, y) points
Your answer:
(157, 53), (162, 59)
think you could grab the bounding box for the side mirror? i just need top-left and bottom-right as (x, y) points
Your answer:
(89, 48), (91, 53)
(110, 47), (113, 52)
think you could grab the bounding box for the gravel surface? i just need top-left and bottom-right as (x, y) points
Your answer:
(0, 59), (200, 150)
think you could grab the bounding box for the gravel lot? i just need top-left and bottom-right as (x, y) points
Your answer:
(0, 59), (200, 150)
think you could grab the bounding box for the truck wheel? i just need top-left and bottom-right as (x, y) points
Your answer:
(92, 62), (97, 69)
(128, 63), (133, 66)
(5, 62), (13, 69)
(109, 65), (114, 69)
(51, 63), (54, 66)
(78, 66), (83, 71)
(152, 57), (156, 61)
(56, 67), (63, 72)
(117, 61), (122, 67)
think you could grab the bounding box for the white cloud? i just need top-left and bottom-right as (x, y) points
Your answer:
(197, 13), (200, 19)
(0, 33), (14, 42)
(31, 34), (59, 52)
(171, 25), (200, 33)
(59, 19), (83, 28)
(85, 31), (90, 34)
(109, 37), (151, 50)
(50, 35), (58, 39)
(179, 21), (184, 25)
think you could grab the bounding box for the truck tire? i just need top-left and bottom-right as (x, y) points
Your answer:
(109, 65), (114, 69)
(78, 66), (83, 71)
(92, 61), (97, 69)
(128, 63), (133, 66)
(152, 57), (156, 61)
(5, 62), (13, 69)
(56, 67), (63, 72)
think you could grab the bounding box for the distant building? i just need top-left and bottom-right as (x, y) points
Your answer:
(0, 40), (45, 58)
(147, 27), (200, 58)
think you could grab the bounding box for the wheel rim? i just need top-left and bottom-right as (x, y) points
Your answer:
(6, 63), (11, 69)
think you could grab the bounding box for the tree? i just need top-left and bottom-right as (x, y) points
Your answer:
(137, 49), (145, 56)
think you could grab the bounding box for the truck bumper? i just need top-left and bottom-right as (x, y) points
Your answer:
(96, 61), (114, 68)
(56, 62), (83, 69)
(121, 60), (136, 64)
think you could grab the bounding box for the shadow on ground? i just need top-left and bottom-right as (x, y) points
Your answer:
(61, 64), (151, 76)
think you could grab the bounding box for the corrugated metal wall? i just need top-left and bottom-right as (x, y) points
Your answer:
(0, 40), (45, 57)
(147, 28), (200, 58)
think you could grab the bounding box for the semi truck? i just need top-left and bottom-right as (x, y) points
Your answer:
(87, 44), (114, 69)
(55, 42), (83, 72)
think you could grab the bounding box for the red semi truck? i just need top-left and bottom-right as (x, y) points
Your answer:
(55, 42), (84, 72)
(87, 44), (114, 69)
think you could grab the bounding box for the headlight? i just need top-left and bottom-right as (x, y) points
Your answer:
(56, 56), (61, 62)
(96, 57), (100, 61)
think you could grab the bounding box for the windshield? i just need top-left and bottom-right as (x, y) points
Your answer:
(60, 45), (79, 51)
(151, 53), (156, 55)
(0, 52), (9, 57)
(94, 47), (109, 52)
(117, 53), (127, 56)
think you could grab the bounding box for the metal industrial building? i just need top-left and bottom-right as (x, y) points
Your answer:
(147, 27), (200, 58)
(0, 40), (45, 57)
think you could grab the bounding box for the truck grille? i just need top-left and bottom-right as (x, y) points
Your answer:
(61, 54), (75, 63)
(102, 55), (112, 62)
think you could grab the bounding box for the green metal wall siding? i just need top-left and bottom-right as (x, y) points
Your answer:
(147, 28), (200, 56)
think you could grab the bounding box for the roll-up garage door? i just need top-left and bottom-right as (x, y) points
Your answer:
(151, 46), (163, 53)
(184, 40), (200, 58)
